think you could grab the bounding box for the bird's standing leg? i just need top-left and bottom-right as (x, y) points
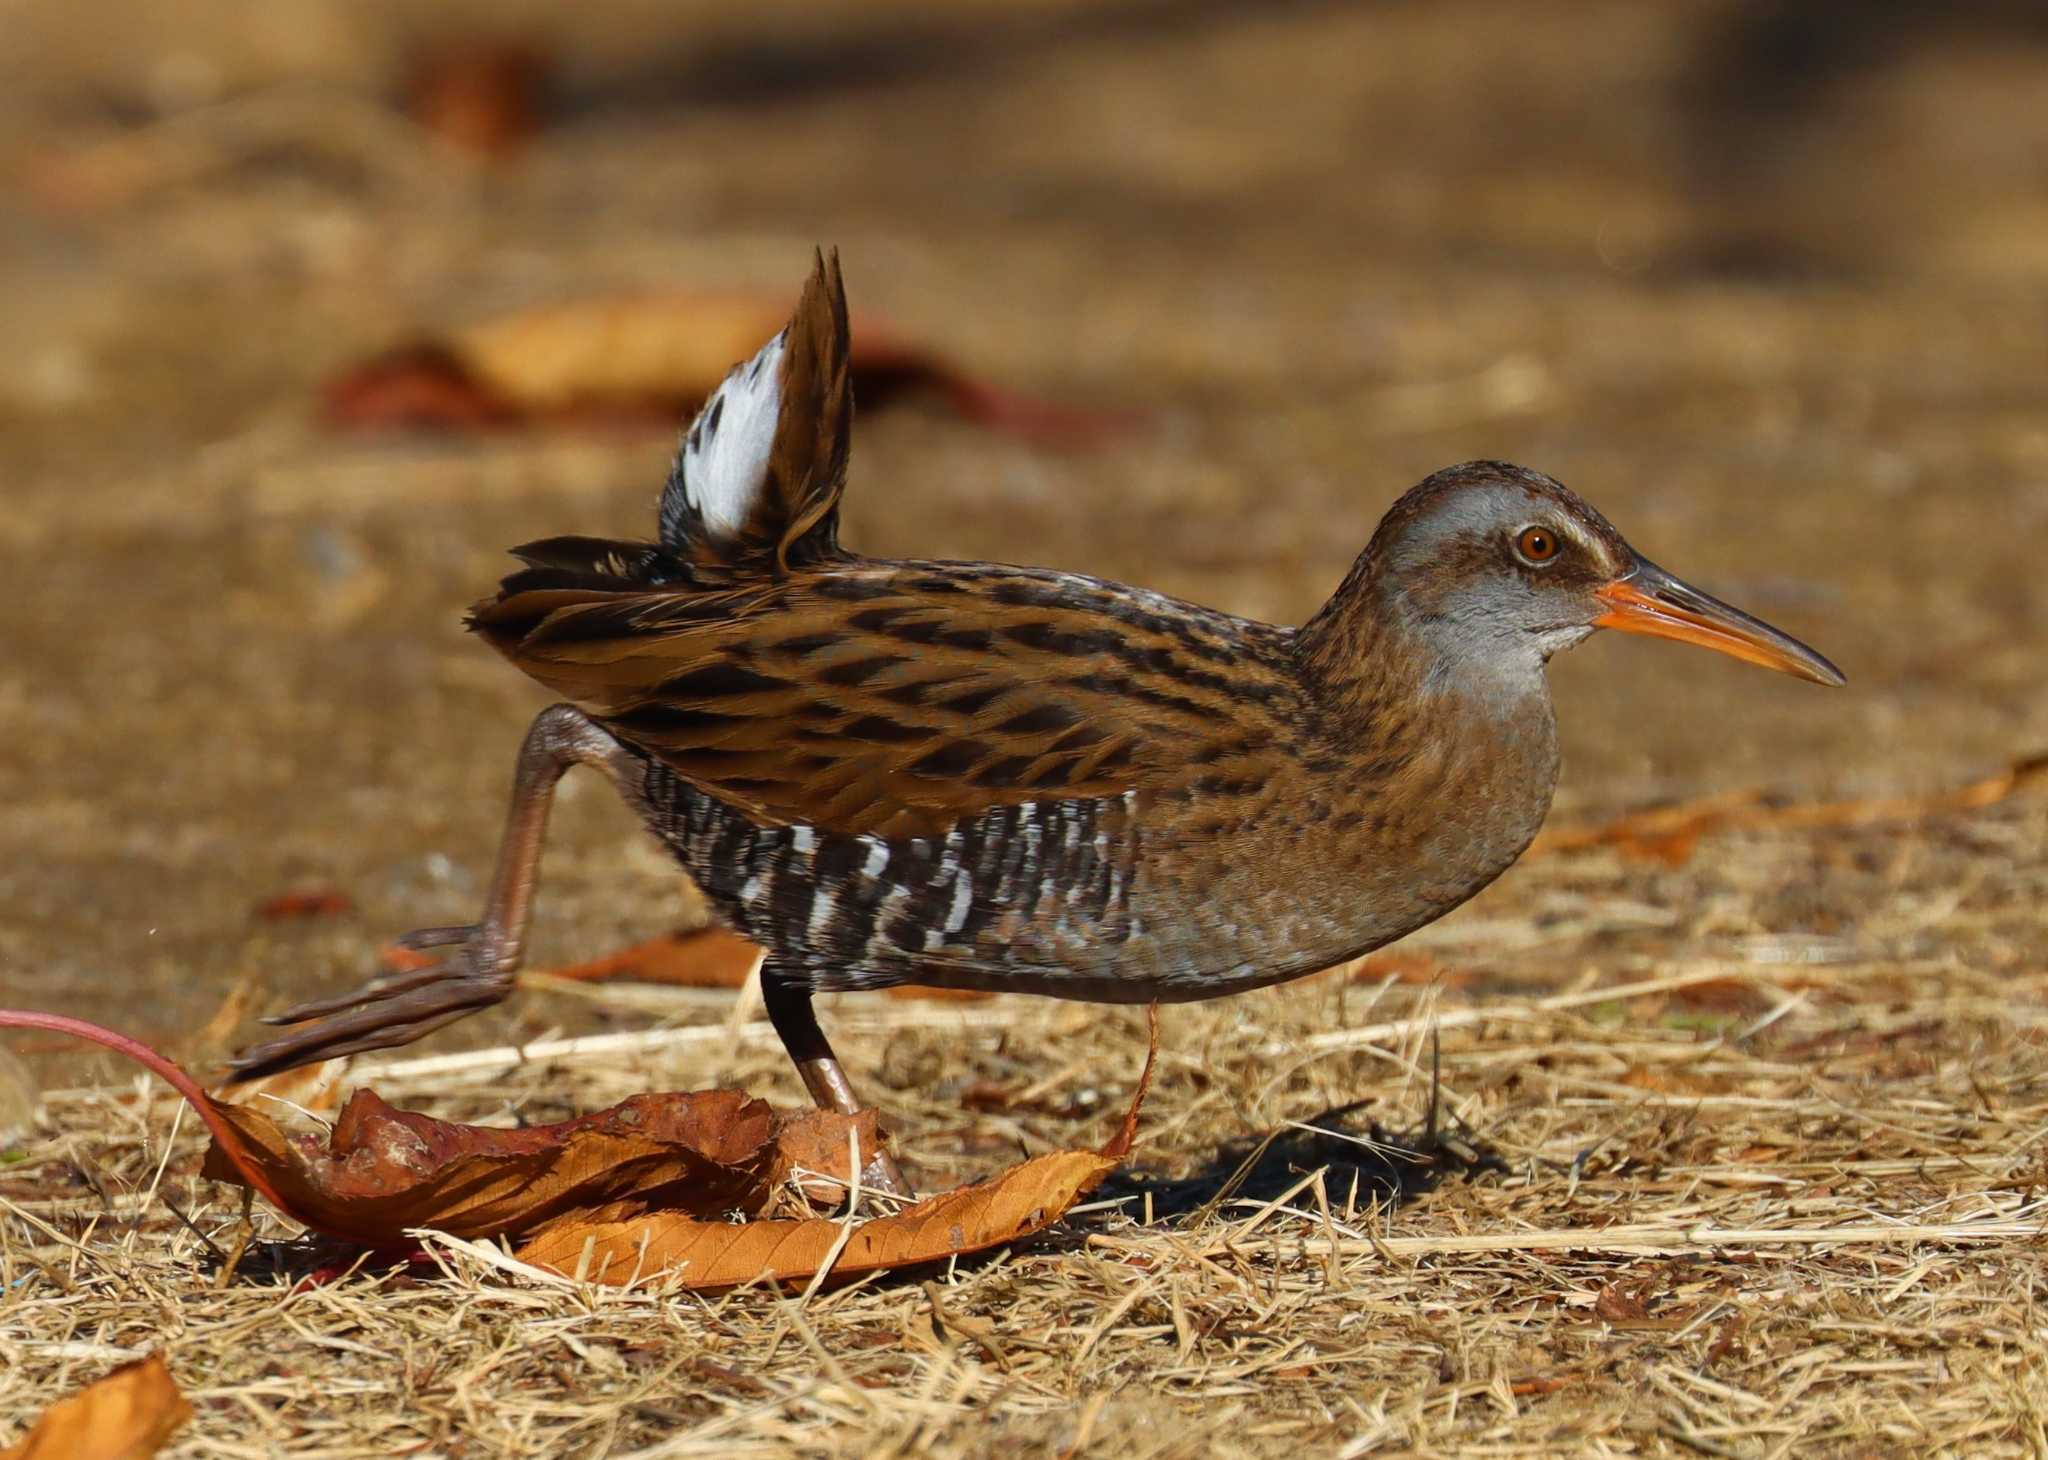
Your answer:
(228, 704), (634, 1081)
(762, 969), (913, 1200)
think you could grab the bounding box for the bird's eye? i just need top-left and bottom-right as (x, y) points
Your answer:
(1515, 525), (1560, 565)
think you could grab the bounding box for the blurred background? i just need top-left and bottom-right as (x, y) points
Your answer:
(2, 0), (2044, 1079)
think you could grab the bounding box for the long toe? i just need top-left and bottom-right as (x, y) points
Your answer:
(227, 967), (512, 1082)
(259, 958), (474, 1026)
(392, 923), (483, 952)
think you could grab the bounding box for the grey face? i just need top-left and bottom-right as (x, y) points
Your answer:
(1371, 467), (1637, 675)
(1359, 460), (1844, 693)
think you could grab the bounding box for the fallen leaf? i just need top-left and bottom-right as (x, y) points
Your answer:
(1671, 977), (1768, 1013)
(1594, 1281), (1652, 1323)
(377, 942), (441, 975)
(0, 1352), (191, 1460)
(544, 928), (989, 1003)
(519, 1145), (1095, 1286)
(769, 1108), (884, 1211)
(1593, 1278), (1694, 1332)
(322, 292), (1135, 446)
(1705, 1314), (1745, 1364)
(405, 40), (549, 160)
(2, 1003), (1157, 1293)
(0, 1009), (861, 1245)
(543, 927), (759, 990)
(517, 1009), (1158, 1289)
(196, 1086), (831, 1244)
(252, 887), (353, 921)
(885, 984), (993, 1004)
(1531, 754), (2048, 864)
(960, 1080), (1020, 1113)
(1530, 789), (1766, 864)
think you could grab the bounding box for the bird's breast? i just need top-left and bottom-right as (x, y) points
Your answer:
(1118, 682), (1563, 993)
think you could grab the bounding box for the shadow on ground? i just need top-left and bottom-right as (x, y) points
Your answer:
(1101, 1098), (1507, 1223)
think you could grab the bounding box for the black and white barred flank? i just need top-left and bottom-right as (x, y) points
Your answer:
(625, 746), (1155, 998)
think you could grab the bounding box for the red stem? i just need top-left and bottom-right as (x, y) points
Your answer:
(0, 1009), (299, 1216)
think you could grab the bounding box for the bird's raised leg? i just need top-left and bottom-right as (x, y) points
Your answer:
(228, 704), (635, 1082)
(762, 968), (913, 1200)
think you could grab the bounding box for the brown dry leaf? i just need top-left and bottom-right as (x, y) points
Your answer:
(543, 927), (760, 990)
(886, 984), (993, 1004)
(199, 1086), (806, 1245)
(1531, 752), (2048, 864)
(404, 40), (549, 160)
(520, 1146), (1113, 1290)
(545, 928), (990, 1003)
(322, 292), (1133, 445)
(376, 942), (441, 975)
(1530, 789), (1766, 863)
(518, 1009), (1159, 1290)
(252, 886), (354, 921)
(1671, 977), (1770, 1013)
(770, 1108), (884, 1210)
(0, 1353), (191, 1460)
(1593, 1281), (1654, 1324)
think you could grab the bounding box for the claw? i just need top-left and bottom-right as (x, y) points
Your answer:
(226, 929), (513, 1084)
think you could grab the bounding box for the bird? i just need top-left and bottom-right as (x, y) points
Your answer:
(231, 250), (1842, 1194)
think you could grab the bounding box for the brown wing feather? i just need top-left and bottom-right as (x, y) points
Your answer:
(471, 560), (1300, 839)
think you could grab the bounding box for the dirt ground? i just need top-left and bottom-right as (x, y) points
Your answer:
(2, 1), (2046, 1455)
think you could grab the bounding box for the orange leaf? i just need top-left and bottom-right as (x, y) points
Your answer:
(0, 1353), (190, 1460)
(885, 985), (993, 1003)
(543, 927), (759, 989)
(519, 1006), (1160, 1289)
(1531, 754), (2048, 862)
(770, 1108), (884, 1209)
(519, 1145), (1121, 1289)
(252, 886), (353, 921)
(544, 928), (991, 1003)
(404, 40), (548, 161)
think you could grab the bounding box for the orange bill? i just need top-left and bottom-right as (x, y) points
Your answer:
(1594, 558), (1845, 686)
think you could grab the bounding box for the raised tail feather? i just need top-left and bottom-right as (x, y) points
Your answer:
(469, 250), (853, 658)
(656, 248), (853, 574)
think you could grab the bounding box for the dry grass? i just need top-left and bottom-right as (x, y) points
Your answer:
(4, 786), (2045, 1458)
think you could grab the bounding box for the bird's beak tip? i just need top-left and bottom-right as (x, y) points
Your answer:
(1593, 562), (1845, 688)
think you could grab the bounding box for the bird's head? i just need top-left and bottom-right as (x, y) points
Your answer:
(1337, 460), (1844, 689)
